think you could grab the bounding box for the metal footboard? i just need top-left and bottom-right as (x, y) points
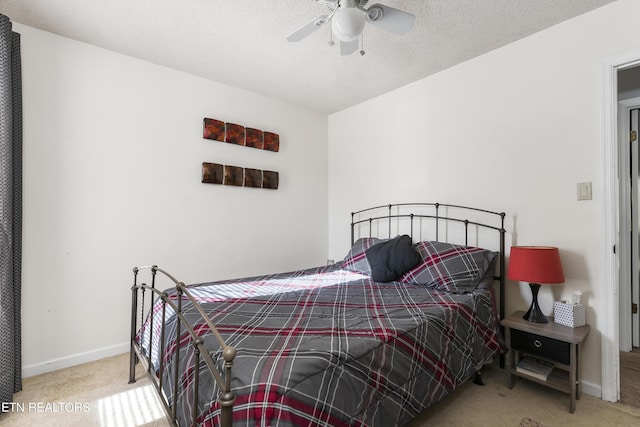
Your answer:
(128, 265), (236, 427)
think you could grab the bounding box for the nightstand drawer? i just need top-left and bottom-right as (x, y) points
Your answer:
(511, 329), (570, 365)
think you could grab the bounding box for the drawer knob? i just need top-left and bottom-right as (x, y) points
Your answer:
(534, 339), (542, 348)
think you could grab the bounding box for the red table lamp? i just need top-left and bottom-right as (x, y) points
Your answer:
(507, 246), (565, 323)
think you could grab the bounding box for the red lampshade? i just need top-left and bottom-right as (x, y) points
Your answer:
(507, 246), (565, 284)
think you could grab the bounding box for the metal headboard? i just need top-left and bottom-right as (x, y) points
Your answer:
(350, 202), (506, 322)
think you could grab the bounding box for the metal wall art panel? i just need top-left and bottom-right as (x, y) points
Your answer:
(245, 128), (264, 149)
(225, 123), (245, 146)
(244, 168), (263, 188)
(203, 118), (225, 142)
(203, 118), (279, 152)
(202, 163), (278, 190)
(223, 165), (244, 186)
(201, 162), (223, 184)
(263, 132), (280, 152)
(262, 170), (279, 189)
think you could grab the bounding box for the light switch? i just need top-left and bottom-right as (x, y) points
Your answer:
(577, 182), (592, 201)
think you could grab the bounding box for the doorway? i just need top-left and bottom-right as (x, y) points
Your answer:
(617, 68), (640, 406)
(619, 97), (640, 352)
(601, 49), (640, 404)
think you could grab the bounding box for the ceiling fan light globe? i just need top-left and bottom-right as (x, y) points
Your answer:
(331, 8), (365, 42)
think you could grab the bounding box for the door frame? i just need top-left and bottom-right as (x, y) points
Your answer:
(618, 98), (640, 352)
(602, 49), (640, 402)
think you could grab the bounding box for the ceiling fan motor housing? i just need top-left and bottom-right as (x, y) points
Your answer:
(332, 6), (366, 42)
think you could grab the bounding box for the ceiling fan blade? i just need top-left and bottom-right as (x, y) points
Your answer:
(286, 15), (330, 42)
(365, 4), (415, 35)
(340, 39), (359, 56)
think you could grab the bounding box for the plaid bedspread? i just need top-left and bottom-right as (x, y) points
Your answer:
(137, 265), (504, 427)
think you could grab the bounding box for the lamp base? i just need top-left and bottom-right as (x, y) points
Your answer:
(523, 283), (548, 323)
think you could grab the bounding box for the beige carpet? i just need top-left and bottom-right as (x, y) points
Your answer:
(620, 348), (640, 408)
(409, 363), (640, 427)
(0, 353), (168, 427)
(1, 353), (639, 427)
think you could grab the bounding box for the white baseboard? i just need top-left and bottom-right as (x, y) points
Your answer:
(22, 342), (129, 378)
(582, 379), (602, 399)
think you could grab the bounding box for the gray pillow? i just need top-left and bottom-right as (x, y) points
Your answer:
(399, 241), (496, 293)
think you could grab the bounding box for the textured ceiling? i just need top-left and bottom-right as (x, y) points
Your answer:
(0, 0), (617, 114)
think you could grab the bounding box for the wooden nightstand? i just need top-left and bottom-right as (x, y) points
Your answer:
(501, 310), (590, 413)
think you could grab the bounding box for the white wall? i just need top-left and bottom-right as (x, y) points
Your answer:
(328, 0), (640, 395)
(17, 23), (328, 375)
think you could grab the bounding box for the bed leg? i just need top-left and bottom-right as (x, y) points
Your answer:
(472, 370), (485, 386)
(129, 269), (139, 384)
(128, 348), (137, 384)
(219, 393), (234, 427)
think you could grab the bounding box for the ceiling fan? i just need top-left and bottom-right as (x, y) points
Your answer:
(286, 0), (415, 56)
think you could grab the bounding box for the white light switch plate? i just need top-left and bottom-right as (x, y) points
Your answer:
(577, 182), (592, 201)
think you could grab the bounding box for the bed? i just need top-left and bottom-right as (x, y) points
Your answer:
(129, 202), (507, 427)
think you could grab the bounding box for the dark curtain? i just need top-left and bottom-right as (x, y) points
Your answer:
(0, 13), (22, 404)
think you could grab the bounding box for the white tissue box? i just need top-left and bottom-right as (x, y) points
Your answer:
(553, 301), (586, 328)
